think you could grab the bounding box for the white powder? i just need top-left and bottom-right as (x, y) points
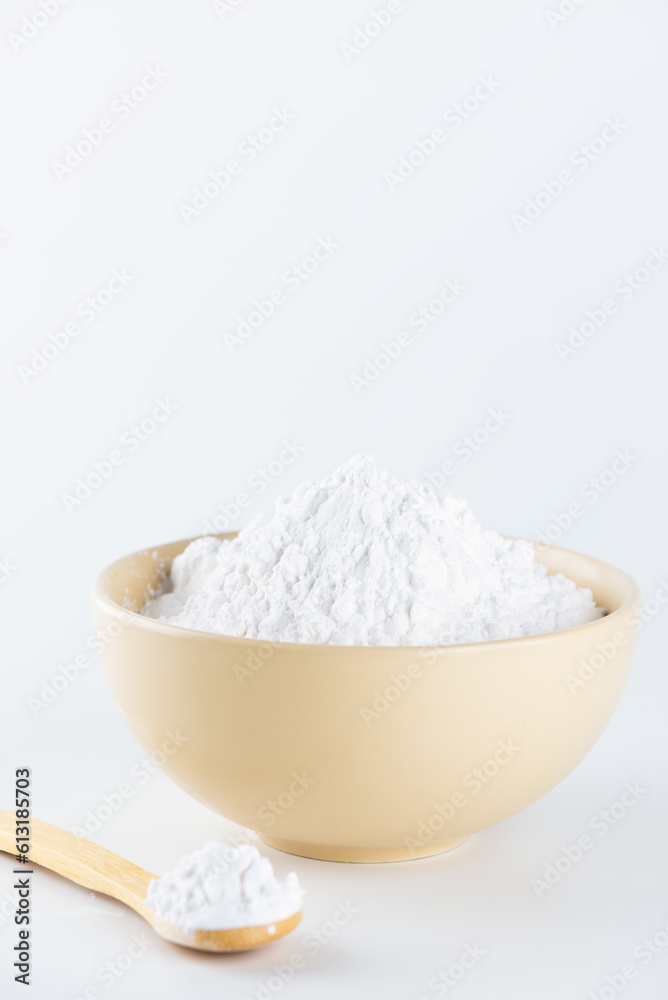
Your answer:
(145, 842), (303, 933)
(142, 455), (604, 645)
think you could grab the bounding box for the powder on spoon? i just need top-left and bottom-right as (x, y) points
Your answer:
(145, 842), (303, 933)
(142, 454), (604, 645)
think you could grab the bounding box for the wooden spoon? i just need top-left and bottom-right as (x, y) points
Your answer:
(0, 810), (302, 952)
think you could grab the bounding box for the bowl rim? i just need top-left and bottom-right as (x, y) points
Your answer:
(92, 534), (641, 653)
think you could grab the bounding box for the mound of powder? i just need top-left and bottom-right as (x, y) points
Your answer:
(145, 842), (303, 933)
(142, 454), (604, 645)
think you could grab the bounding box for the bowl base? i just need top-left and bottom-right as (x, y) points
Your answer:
(260, 834), (469, 863)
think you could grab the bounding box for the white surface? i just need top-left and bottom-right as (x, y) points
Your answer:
(1, 1), (667, 997)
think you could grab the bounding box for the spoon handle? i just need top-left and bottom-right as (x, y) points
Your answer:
(0, 809), (155, 919)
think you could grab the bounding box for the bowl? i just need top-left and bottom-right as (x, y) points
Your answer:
(92, 535), (640, 863)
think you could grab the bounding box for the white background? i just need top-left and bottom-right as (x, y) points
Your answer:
(1, 0), (667, 997)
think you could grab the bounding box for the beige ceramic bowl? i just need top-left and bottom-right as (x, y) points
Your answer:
(92, 536), (640, 863)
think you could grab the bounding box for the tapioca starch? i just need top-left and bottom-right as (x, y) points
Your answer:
(142, 455), (603, 645)
(146, 842), (302, 933)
